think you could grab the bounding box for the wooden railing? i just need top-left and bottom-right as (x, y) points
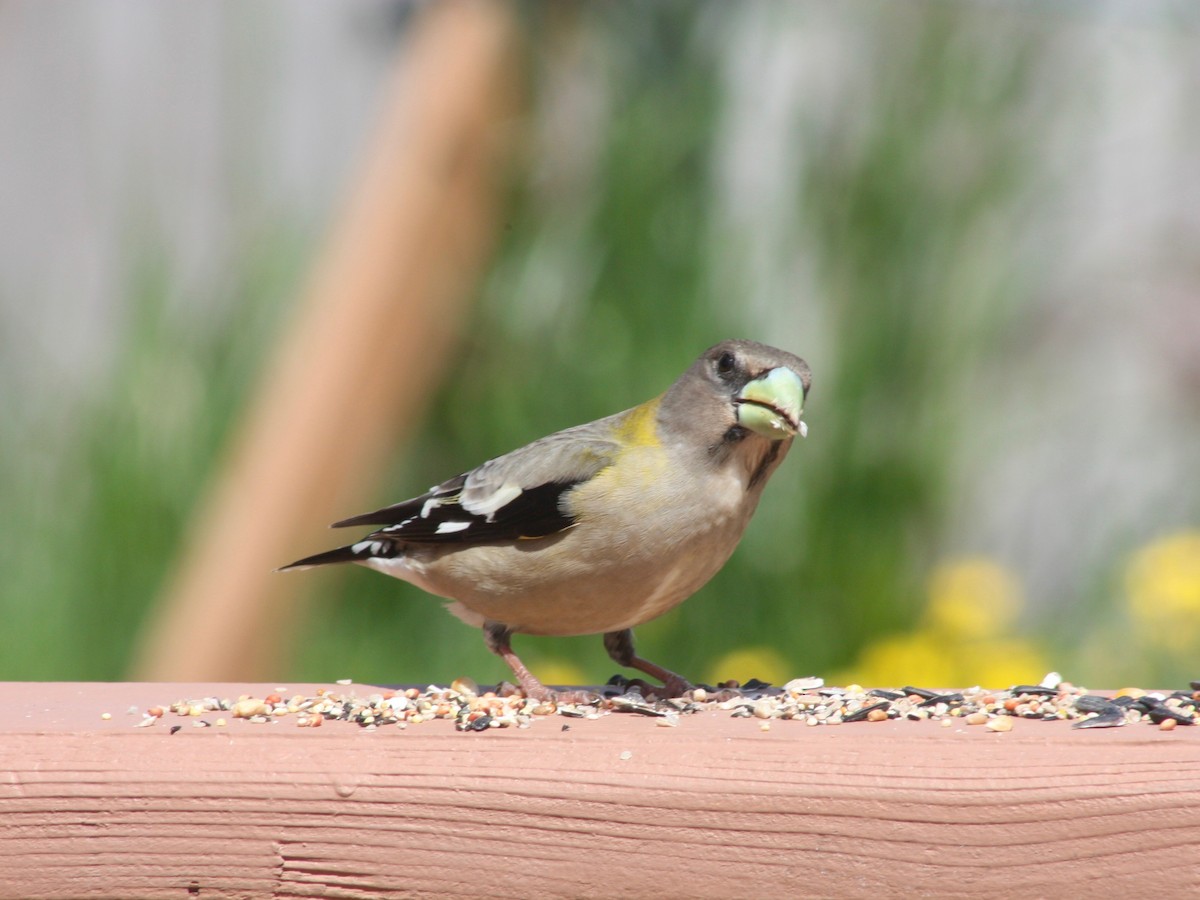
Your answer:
(3, 681), (1198, 898)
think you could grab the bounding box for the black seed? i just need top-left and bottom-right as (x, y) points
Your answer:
(1009, 685), (1059, 697)
(1073, 708), (1126, 729)
(918, 692), (964, 708)
(169, 725), (182, 735)
(742, 678), (772, 690)
(1132, 696), (1164, 714)
(561, 724), (570, 732)
(468, 714), (492, 732)
(1076, 695), (1121, 714)
(844, 701), (891, 723)
(611, 696), (668, 716)
(902, 686), (939, 699)
(869, 689), (904, 700)
(1147, 707), (1195, 726)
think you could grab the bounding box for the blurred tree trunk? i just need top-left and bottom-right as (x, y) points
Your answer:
(132, 0), (522, 680)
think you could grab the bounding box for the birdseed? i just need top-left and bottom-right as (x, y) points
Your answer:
(128, 673), (1200, 735)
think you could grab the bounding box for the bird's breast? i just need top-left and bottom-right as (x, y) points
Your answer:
(409, 468), (755, 636)
(386, 443), (770, 637)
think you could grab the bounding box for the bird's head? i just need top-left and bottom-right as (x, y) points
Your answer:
(660, 339), (811, 478)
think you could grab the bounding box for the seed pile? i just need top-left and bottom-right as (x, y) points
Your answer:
(120, 673), (1200, 734)
(718, 677), (1200, 731)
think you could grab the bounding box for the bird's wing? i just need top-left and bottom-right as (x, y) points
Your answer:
(331, 421), (623, 545)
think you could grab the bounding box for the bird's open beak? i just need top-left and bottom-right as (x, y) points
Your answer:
(735, 366), (807, 439)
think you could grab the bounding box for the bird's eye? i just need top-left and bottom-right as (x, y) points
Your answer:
(716, 351), (736, 377)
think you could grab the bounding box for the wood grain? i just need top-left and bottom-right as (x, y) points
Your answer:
(2, 683), (1199, 898)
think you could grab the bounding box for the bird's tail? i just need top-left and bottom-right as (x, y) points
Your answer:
(277, 539), (397, 572)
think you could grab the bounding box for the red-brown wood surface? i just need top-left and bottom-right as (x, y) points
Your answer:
(2, 682), (1199, 899)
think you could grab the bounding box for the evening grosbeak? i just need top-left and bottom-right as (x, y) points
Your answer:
(281, 339), (810, 699)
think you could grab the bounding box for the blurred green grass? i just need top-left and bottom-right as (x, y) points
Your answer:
(0, 232), (305, 678)
(2, 2), (1196, 689)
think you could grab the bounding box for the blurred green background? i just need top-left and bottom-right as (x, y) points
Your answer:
(2, 1), (1198, 689)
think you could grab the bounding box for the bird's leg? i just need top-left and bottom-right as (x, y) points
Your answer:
(603, 629), (693, 698)
(483, 621), (554, 700)
(483, 622), (601, 703)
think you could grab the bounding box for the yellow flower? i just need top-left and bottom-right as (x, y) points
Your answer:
(959, 638), (1048, 690)
(840, 631), (956, 688)
(833, 632), (1047, 690)
(924, 557), (1021, 639)
(1126, 531), (1200, 654)
(531, 657), (589, 689)
(834, 557), (1048, 688)
(705, 645), (791, 686)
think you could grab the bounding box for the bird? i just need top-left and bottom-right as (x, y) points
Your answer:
(280, 339), (811, 700)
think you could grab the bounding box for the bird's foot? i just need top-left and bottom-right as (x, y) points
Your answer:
(607, 674), (694, 701)
(601, 631), (693, 699)
(495, 679), (600, 705)
(658, 673), (694, 699)
(634, 674), (693, 700)
(545, 688), (603, 705)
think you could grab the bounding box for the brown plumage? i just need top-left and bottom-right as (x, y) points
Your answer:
(281, 339), (811, 699)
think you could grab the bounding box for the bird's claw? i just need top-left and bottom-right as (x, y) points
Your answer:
(495, 679), (600, 705)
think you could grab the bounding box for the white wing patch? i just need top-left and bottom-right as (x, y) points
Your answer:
(434, 520), (472, 535)
(461, 481), (523, 522)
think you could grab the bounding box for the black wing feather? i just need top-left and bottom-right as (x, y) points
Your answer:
(331, 474), (468, 529)
(332, 478), (580, 546)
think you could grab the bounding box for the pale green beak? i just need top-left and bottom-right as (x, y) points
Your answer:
(735, 366), (806, 439)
